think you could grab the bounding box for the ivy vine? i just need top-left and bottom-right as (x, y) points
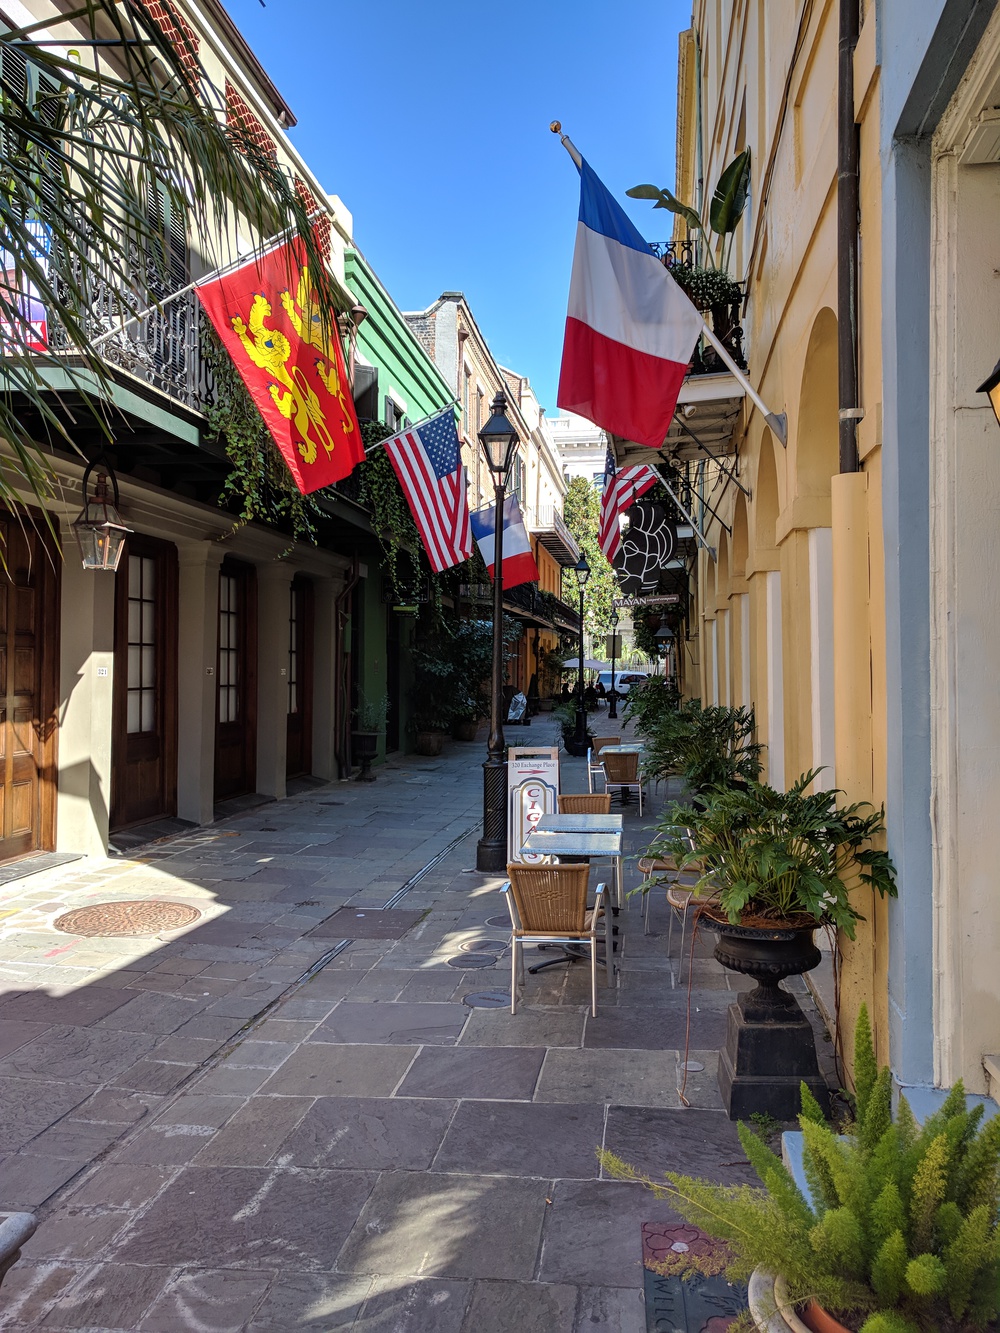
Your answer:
(200, 319), (322, 545)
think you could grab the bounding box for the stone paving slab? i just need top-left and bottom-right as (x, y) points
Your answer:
(0, 714), (836, 1329)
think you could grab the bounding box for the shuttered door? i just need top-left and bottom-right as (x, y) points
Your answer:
(214, 560), (257, 800)
(285, 578), (313, 778)
(110, 536), (178, 830)
(0, 514), (58, 860)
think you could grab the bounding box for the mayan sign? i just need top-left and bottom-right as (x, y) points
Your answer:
(197, 239), (364, 494)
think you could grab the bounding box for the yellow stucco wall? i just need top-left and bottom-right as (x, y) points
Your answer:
(679, 0), (887, 1075)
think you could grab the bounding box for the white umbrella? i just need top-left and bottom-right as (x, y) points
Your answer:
(562, 657), (608, 671)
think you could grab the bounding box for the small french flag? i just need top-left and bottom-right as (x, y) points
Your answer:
(557, 159), (704, 448)
(470, 495), (540, 589)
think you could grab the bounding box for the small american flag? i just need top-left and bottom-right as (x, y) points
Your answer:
(383, 409), (472, 572)
(598, 447), (659, 560)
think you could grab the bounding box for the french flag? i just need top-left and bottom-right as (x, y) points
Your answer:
(558, 160), (705, 448)
(470, 495), (540, 589)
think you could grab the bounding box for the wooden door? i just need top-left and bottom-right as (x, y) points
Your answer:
(0, 514), (58, 860)
(285, 577), (313, 778)
(111, 537), (178, 830)
(214, 560), (257, 800)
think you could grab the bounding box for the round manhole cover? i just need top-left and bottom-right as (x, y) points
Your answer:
(459, 939), (507, 953)
(463, 991), (510, 1008)
(53, 901), (201, 938)
(484, 916), (510, 929)
(447, 954), (496, 969)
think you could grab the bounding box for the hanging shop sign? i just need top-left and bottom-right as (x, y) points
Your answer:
(612, 501), (677, 596)
(507, 747), (560, 865)
(613, 594), (682, 609)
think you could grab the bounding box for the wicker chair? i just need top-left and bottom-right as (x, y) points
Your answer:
(502, 862), (607, 1016)
(602, 750), (646, 813)
(558, 793), (612, 815)
(587, 736), (621, 793)
(638, 838), (708, 981)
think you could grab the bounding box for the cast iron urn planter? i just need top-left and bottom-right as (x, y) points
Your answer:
(351, 731), (379, 782)
(702, 913), (830, 1121)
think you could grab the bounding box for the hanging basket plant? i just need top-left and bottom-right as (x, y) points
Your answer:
(667, 263), (743, 311)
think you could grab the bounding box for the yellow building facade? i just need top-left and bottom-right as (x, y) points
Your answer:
(666, 0), (889, 1067)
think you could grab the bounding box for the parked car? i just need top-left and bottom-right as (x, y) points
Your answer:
(595, 670), (649, 696)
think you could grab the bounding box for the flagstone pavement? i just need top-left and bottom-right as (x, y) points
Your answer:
(0, 714), (826, 1331)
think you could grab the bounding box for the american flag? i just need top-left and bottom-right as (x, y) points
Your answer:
(383, 409), (472, 572)
(598, 447), (659, 560)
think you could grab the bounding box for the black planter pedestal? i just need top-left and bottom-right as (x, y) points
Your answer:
(351, 732), (379, 783)
(706, 919), (830, 1121)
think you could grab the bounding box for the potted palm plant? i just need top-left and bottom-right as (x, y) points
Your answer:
(645, 772), (897, 1117)
(351, 692), (388, 782)
(603, 1005), (1000, 1333)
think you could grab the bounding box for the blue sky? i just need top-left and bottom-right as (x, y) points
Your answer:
(225, 0), (691, 412)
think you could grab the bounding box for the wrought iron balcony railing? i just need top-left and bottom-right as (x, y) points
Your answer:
(47, 239), (214, 414)
(649, 240), (747, 375)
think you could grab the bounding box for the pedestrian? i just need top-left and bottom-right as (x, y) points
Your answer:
(560, 682), (571, 702)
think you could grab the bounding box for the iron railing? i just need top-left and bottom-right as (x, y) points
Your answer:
(649, 240), (747, 374)
(47, 236), (214, 412)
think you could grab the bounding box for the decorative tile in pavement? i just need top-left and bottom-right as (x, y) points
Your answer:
(641, 1222), (747, 1332)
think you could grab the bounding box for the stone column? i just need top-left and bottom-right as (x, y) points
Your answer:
(255, 562), (295, 799)
(311, 575), (339, 781)
(175, 540), (224, 826)
(56, 556), (116, 856)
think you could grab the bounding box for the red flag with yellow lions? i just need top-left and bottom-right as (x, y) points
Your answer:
(196, 239), (363, 494)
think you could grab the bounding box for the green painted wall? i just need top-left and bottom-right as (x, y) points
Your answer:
(344, 250), (453, 757)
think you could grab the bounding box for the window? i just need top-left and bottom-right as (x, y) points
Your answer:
(288, 585), (299, 716)
(146, 179), (187, 298)
(218, 573), (239, 725)
(384, 396), (403, 432)
(476, 388), (484, 434)
(126, 555), (157, 734)
(463, 366), (471, 434)
(511, 453), (525, 504)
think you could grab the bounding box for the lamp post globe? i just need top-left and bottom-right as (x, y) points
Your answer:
(572, 553), (590, 750)
(476, 390), (521, 873)
(608, 608), (620, 720)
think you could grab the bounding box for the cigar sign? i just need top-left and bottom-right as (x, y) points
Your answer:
(613, 501), (677, 596)
(507, 747), (560, 865)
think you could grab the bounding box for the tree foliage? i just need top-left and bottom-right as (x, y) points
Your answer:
(561, 476), (617, 644)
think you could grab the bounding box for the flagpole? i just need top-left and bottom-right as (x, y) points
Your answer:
(88, 214), (323, 351)
(363, 399), (460, 455)
(550, 121), (788, 447)
(653, 466), (715, 560)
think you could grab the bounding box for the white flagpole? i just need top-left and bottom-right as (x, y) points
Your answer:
(550, 122), (788, 447)
(363, 400), (460, 455)
(89, 214), (323, 351)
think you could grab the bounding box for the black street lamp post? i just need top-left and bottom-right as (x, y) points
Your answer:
(608, 608), (620, 720)
(476, 390), (520, 874)
(573, 553), (590, 750)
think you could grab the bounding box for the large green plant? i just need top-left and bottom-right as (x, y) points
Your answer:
(649, 771), (897, 935)
(0, 2), (329, 510)
(627, 148), (751, 274)
(410, 614), (519, 729)
(603, 1006), (1000, 1333)
(624, 675), (682, 735)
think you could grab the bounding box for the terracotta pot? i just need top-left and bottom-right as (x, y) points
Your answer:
(451, 719), (479, 742)
(799, 1301), (851, 1333)
(414, 730), (445, 757)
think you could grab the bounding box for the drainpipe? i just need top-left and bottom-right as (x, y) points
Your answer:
(838, 0), (861, 473)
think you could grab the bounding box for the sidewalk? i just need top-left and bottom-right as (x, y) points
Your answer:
(0, 713), (785, 1331)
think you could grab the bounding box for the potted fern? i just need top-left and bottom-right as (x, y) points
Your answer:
(603, 1005), (1000, 1333)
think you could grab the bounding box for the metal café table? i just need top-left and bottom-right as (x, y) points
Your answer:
(520, 815), (624, 983)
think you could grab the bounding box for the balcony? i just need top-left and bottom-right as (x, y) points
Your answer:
(46, 242), (214, 418)
(522, 505), (580, 567)
(459, 582), (580, 634)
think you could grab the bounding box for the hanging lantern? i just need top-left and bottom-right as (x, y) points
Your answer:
(72, 459), (131, 572)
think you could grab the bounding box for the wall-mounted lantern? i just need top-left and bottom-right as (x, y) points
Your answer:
(72, 459), (131, 572)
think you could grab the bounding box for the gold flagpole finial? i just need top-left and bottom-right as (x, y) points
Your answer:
(550, 121), (561, 133)
(550, 121), (582, 169)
